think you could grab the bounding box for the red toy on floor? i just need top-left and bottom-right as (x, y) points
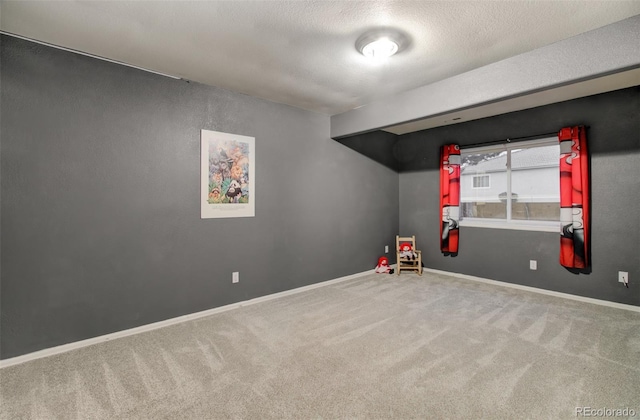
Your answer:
(375, 256), (394, 274)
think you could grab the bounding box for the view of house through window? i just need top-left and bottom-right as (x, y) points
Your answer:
(472, 174), (490, 188)
(460, 138), (559, 228)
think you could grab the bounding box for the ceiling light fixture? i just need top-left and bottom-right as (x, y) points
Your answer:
(356, 28), (409, 60)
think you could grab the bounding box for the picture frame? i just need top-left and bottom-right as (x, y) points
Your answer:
(201, 129), (255, 218)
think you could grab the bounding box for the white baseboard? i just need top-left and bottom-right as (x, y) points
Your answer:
(0, 269), (375, 369)
(423, 267), (640, 313)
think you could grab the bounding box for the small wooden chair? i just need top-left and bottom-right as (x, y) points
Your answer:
(396, 235), (422, 275)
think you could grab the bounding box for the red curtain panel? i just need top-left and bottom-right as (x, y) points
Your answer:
(440, 144), (461, 254)
(559, 126), (590, 268)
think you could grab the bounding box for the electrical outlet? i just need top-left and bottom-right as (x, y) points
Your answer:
(619, 271), (628, 284)
(529, 260), (537, 270)
(232, 272), (239, 283)
(385, 245), (389, 253)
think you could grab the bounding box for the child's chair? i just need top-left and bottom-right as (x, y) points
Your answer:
(396, 235), (422, 275)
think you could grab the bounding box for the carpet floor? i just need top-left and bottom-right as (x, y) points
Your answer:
(1, 272), (639, 419)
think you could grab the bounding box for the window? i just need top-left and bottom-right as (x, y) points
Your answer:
(472, 175), (490, 189)
(460, 137), (559, 231)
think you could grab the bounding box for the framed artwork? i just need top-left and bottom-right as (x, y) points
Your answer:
(201, 129), (255, 218)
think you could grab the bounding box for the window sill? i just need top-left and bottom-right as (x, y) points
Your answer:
(459, 220), (559, 233)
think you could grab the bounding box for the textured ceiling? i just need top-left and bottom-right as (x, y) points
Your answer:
(2, 1), (640, 116)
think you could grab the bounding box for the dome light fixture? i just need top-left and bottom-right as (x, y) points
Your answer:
(356, 28), (409, 60)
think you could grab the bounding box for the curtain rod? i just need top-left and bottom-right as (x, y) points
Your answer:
(462, 126), (590, 149)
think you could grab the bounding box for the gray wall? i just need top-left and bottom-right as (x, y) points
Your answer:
(398, 86), (640, 306)
(0, 36), (399, 359)
(336, 130), (399, 171)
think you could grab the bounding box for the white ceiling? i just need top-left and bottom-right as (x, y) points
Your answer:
(2, 1), (640, 119)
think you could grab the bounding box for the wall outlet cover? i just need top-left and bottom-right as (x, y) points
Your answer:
(618, 271), (628, 283)
(529, 260), (537, 270)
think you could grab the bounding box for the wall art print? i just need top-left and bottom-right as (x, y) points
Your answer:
(201, 129), (255, 218)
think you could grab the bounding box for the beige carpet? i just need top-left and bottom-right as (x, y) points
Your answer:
(1, 272), (639, 419)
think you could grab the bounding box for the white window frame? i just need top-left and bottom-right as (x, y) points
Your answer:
(459, 137), (560, 232)
(472, 174), (490, 189)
